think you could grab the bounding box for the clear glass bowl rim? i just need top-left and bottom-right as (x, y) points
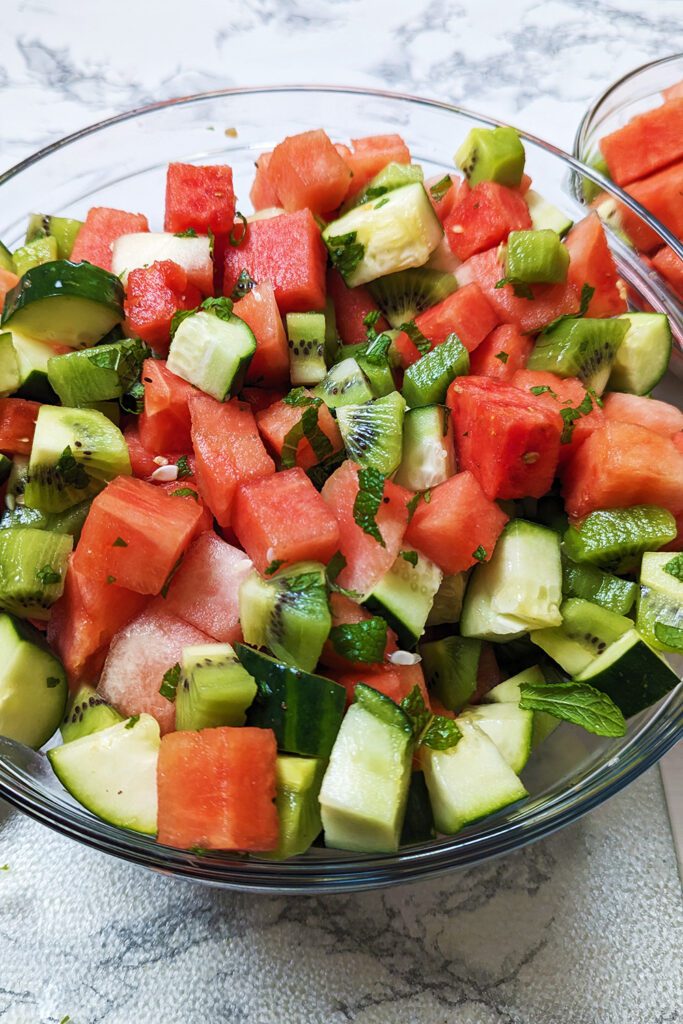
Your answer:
(0, 84), (680, 893)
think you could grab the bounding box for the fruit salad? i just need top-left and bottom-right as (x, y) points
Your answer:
(0, 124), (681, 858)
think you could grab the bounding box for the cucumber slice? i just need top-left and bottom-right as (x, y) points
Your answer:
(357, 349), (396, 398)
(636, 586), (683, 655)
(0, 241), (16, 274)
(319, 692), (413, 853)
(364, 549), (442, 648)
(26, 214), (83, 260)
(286, 312), (327, 386)
(345, 162), (424, 212)
(61, 683), (124, 743)
(485, 665), (560, 747)
(323, 182), (443, 288)
(400, 770), (435, 845)
(458, 703), (534, 774)
(575, 628), (680, 718)
(607, 313), (672, 395)
(48, 714), (160, 834)
(313, 357), (373, 409)
(265, 754), (325, 859)
(238, 643), (345, 758)
(394, 405), (456, 492)
(1, 261), (124, 348)
(167, 310), (256, 401)
(175, 643), (257, 730)
(640, 551), (683, 602)
(422, 718), (527, 835)
(420, 635), (481, 712)
(461, 520), (562, 640)
(0, 611), (67, 748)
(523, 189), (573, 236)
(0, 528), (72, 619)
(0, 332), (20, 397)
(563, 505), (677, 574)
(47, 337), (149, 407)
(12, 236), (58, 277)
(401, 334), (469, 408)
(426, 572), (467, 626)
(561, 554), (637, 615)
(111, 232), (211, 288)
(12, 333), (60, 403)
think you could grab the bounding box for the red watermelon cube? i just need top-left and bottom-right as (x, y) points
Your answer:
(249, 152), (280, 211)
(468, 323), (533, 380)
(233, 466), (340, 572)
(327, 268), (388, 345)
(565, 213), (627, 317)
(343, 134), (411, 198)
(223, 209), (327, 314)
(652, 246), (683, 301)
(599, 98), (683, 186)
(256, 391), (343, 470)
(164, 163), (236, 235)
(444, 181), (532, 261)
(405, 471), (509, 574)
(138, 358), (197, 453)
(0, 398), (40, 456)
(233, 282), (290, 388)
(70, 206), (149, 271)
(267, 129), (352, 215)
(512, 369), (605, 464)
(124, 260), (201, 355)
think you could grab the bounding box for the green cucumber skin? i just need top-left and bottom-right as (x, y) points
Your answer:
(1, 260), (124, 328)
(400, 770), (435, 845)
(578, 635), (678, 718)
(237, 644), (345, 758)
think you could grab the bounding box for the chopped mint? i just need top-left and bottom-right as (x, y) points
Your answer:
(283, 387), (317, 407)
(169, 488), (198, 500)
(655, 622), (683, 651)
(160, 663), (181, 702)
(400, 550), (418, 567)
(494, 351), (509, 363)
(664, 554), (683, 582)
(200, 296), (234, 322)
(423, 489), (432, 504)
(472, 545), (487, 562)
(539, 283), (595, 336)
(494, 276), (534, 300)
(229, 212), (248, 247)
(353, 466), (386, 547)
(429, 175), (453, 202)
(326, 231), (365, 279)
(560, 391), (594, 445)
(530, 385), (556, 397)
(36, 564), (60, 585)
(55, 447), (89, 490)
(264, 559), (284, 576)
(231, 268), (256, 301)
(106, 575), (116, 584)
(374, 197), (390, 209)
(120, 380), (145, 415)
(125, 715), (140, 729)
(329, 617), (387, 663)
(175, 455), (192, 479)
(406, 492), (421, 522)
(112, 537), (128, 548)
(399, 320), (430, 356)
(363, 310), (381, 330)
(400, 685), (461, 751)
(519, 680), (626, 736)
(363, 333), (392, 366)
(326, 551), (347, 583)
(281, 399), (333, 469)
(174, 227), (197, 238)
(46, 677), (61, 688)
(160, 555), (183, 598)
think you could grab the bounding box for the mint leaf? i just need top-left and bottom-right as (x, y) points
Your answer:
(400, 685), (431, 739)
(112, 537), (127, 548)
(353, 466), (386, 546)
(327, 550), (347, 583)
(539, 283), (595, 336)
(363, 310), (381, 331)
(175, 455), (191, 479)
(264, 559), (284, 576)
(174, 227), (197, 238)
(120, 379), (145, 414)
(399, 320), (430, 356)
(330, 617), (387, 663)
(530, 385), (556, 397)
(429, 175), (453, 202)
(560, 391), (594, 444)
(472, 545), (487, 562)
(169, 488), (198, 500)
(281, 400), (333, 469)
(229, 212), (248, 247)
(125, 715), (140, 729)
(406, 492), (422, 522)
(654, 622), (683, 651)
(326, 231), (365, 279)
(283, 387), (317, 407)
(400, 549), (418, 567)
(363, 332), (392, 366)
(36, 564), (60, 585)
(494, 277), (534, 300)
(664, 554), (683, 582)
(160, 663), (181, 702)
(169, 307), (196, 338)
(200, 296), (234, 322)
(494, 351), (509, 363)
(519, 681), (626, 736)
(55, 446), (89, 489)
(422, 715), (461, 751)
(230, 268), (256, 300)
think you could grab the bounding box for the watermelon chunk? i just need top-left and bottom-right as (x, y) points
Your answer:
(267, 129), (352, 215)
(616, 161), (683, 252)
(124, 260), (201, 354)
(97, 602), (212, 733)
(164, 163), (236, 235)
(448, 376), (563, 500)
(321, 460), (411, 595)
(343, 134), (411, 198)
(74, 476), (204, 596)
(138, 358), (196, 453)
(332, 663), (430, 709)
(327, 268), (388, 346)
(256, 391), (343, 470)
(70, 207), (149, 271)
(0, 398), (40, 455)
(444, 181), (532, 261)
(652, 246), (683, 301)
(156, 727), (278, 851)
(163, 532), (253, 644)
(602, 392), (683, 438)
(599, 98), (683, 186)
(469, 323), (533, 381)
(565, 213), (627, 317)
(393, 283), (500, 366)
(223, 209), (327, 314)
(405, 471), (509, 574)
(190, 394), (275, 528)
(457, 248), (580, 332)
(233, 466), (340, 572)
(249, 152), (280, 211)
(512, 369), (605, 464)
(232, 282), (290, 387)
(561, 420), (683, 519)
(426, 174), (469, 223)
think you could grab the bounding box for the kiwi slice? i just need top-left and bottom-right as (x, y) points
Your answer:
(0, 527), (73, 620)
(239, 562), (331, 674)
(505, 229), (570, 284)
(345, 162), (425, 212)
(563, 505), (677, 574)
(61, 683), (124, 743)
(336, 391), (406, 476)
(176, 643), (258, 730)
(313, 357), (374, 409)
(455, 126), (525, 188)
(25, 214), (84, 260)
(24, 405), (131, 513)
(560, 598), (632, 655)
(286, 312), (327, 386)
(368, 268), (458, 328)
(420, 635), (482, 712)
(527, 317), (629, 395)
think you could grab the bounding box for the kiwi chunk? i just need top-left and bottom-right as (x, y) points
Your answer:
(176, 643), (258, 730)
(0, 527), (72, 619)
(25, 405), (131, 513)
(401, 334), (469, 408)
(561, 554), (637, 615)
(25, 214), (83, 260)
(527, 316), (629, 395)
(563, 505), (677, 574)
(336, 391), (406, 476)
(505, 230), (569, 284)
(286, 312), (327, 386)
(263, 754), (326, 859)
(61, 683), (124, 743)
(455, 126), (525, 188)
(420, 635), (482, 712)
(368, 268), (458, 328)
(313, 357), (374, 409)
(12, 236), (58, 278)
(239, 562), (331, 673)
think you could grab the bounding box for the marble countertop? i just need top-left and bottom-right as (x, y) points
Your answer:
(1, 1), (682, 1021)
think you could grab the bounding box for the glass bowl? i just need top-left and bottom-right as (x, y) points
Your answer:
(0, 86), (681, 893)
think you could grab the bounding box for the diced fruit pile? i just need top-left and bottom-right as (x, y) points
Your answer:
(0, 123), (681, 859)
(586, 80), (683, 302)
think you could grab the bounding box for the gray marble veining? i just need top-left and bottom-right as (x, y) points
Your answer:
(1, 0), (682, 1021)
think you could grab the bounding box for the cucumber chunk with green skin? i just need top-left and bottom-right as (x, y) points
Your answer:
(313, 357), (374, 409)
(25, 214), (83, 260)
(0, 528), (72, 620)
(12, 333), (60, 403)
(238, 644), (345, 758)
(574, 628), (679, 718)
(420, 635), (481, 712)
(345, 162), (425, 212)
(401, 334), (469, 408)
(505, 229), (569, 284)
(368, 267), (458, 328)
(323, 182), (443, 288)
(394, 405), (456, 492)
(48, 337), (149, 407)
(263, 754), (326, 859)
(563, 505), (677, 574)
(48, 714), (160, 835)
(636, 586), (683, 654)
(426, 572), (467, 626)
(337, 391), (406, 477)
(167, 310), (255, 401)
(357, 349), (396, 398)
(458, 703), (534, 774)
(422, 718), (528, 835)
(0, 332), (20, 397)
(0, 611), (67, 748)
(286, 312), (327, 386)
(530, 626), (595, 676)
(12, 235), (58, 278)
(238, 563), (331, 674)
(461, 520), (563, 640)
(485, 665), (560, 747)
(364, 549), (442, 649)
(61, 683), (124, 743)
(320, 687), (413, 853)
(455, 126), (525, 188)
(607, 313), (672, 395)
(175, 643), (257, 730)
(524, 189), (573, 236)
(0, 241), (15, 274)
(1, 260), (125, 349)
(640, 552), (683, 601)
(561, 554), (637, 615)
(528, 316), (629, 395)
(400, 770), (435, 845)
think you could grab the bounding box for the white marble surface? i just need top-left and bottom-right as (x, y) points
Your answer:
(1, 1), (682, 1021)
